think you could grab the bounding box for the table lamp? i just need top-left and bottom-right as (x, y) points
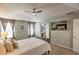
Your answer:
(1, 32), (8, 40)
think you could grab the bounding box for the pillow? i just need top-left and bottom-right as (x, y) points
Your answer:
(13, 42), (18, 49)
(4, 41), (14, 52)
(0, 43), (6, 55)
(0, 40), (4, 44)
(11, 39), (18, 49)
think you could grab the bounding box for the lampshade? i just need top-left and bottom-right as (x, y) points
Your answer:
(1, 32), (8, 39)
(33, 13), (36, 16)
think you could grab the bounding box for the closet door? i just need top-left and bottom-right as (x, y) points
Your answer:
(73, 19), (79, 53)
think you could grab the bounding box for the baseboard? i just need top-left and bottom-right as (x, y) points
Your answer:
(51, 42), (72, 50)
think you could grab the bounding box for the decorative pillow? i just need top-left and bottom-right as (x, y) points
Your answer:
(11, 39), (18, 49)
(4, 41), (14, 52)
(0, 43), (6, 55)
(13, 42), (18, 49)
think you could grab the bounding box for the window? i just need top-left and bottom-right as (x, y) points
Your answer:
(5, 22), (13, 38)
(28, 23), (34, 37)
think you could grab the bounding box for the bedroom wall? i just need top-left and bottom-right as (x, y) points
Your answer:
(50, 20), (72, 48)
(14, 20), (28, 40)
(51, 31), (71, 48)
(50, 13), (79, 49)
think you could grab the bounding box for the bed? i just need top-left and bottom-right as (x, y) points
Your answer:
(7, 37), (51, 55)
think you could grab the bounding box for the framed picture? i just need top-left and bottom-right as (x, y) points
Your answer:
(51, 21), (67, 30)
(19, 24), (25, 31)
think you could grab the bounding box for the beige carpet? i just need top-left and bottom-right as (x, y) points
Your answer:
(49, 44), (79, 55)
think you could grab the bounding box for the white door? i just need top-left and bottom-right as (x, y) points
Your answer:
(73, 19), (79, 53)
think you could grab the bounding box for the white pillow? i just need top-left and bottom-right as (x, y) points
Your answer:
(0, 39), (4, 44)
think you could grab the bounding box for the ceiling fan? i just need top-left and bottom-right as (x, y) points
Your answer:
(24, 8), (42, 16)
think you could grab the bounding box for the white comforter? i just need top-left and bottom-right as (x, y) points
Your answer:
(7, 37), (51, 55)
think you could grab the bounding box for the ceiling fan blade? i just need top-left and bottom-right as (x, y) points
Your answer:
(24, 11), (32, 13)
(36, 10), (42, 13)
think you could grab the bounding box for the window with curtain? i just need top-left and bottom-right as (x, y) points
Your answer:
(5, 22), (13, 38)
(28, 22), (35, 37)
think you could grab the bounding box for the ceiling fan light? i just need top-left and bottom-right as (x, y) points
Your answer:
(33, 13), (36, 16)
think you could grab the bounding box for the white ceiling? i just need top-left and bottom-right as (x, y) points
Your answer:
(0, 3), (79, 22)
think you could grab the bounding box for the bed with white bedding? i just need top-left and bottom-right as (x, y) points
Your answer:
(7, 37), (51, 55)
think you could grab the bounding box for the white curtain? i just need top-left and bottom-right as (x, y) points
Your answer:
(28, 22), (35, 37)
(35, 23), (41, 37)
(30, 24), (34, 36)
(5, 22), (13, 38)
